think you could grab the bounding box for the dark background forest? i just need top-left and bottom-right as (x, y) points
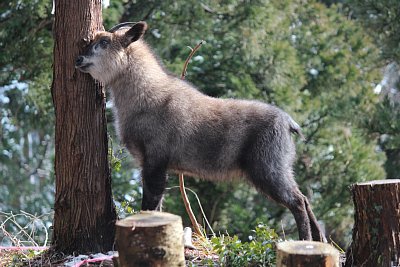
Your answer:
(1, 0), (399, 250)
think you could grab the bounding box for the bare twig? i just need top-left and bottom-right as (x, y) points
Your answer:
(166, 185), (215, 236)
(179, 40), (205, 238)
(0, 211), (51, 248)
(181, 40), (205, 80)
(178, 174), (203, 237)
(183, 187), (215, 236)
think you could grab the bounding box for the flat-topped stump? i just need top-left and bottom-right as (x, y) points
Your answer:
(277, 241), (339, 267)
(115, 211), (185, 267)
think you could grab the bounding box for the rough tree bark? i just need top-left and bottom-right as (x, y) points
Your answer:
(345, 180), (400, 267)
(51, 0), (116, 253)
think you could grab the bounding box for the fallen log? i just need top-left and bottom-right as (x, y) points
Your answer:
(115, 211), (185, 267)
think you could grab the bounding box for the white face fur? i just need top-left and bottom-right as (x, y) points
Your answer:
(75, 33), (127, 84)
(75, 22), (147, 84)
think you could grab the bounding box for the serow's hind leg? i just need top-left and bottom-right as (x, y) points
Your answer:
(282, 188), (313, 241)
(273, 185), (326, 241)
(304, 197), (327, 242)
(249, 168), (325, 241)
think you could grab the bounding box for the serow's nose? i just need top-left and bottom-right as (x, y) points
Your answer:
(75, 56), (84, 66)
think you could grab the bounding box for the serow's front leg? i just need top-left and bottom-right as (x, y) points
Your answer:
(141, 162), (168, 211)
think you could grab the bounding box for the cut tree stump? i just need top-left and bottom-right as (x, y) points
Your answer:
(115, 211), (185, 267)
(345, 179), (400, 267)
(276, 241), (339, 267)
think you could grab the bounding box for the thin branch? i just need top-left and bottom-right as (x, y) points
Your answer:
(179, 40), (205, 238)
(181, 40), (205, 80)
(178, 174), (203, 237)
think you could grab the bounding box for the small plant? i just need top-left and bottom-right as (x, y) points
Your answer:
(108, 142), (125, 173)
(120, 199), (136, 215)
(211, 224), (280, 267)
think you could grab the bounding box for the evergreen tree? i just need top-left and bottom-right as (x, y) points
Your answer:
(346, 0), (400, 179)
(51, 0), (116, 253)
(0, 0), (54, 215)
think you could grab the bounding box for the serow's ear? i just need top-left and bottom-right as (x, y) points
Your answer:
(123, 21), (147, 47)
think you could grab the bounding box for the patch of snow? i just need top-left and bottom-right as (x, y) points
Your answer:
(374, 83), (382, 94)
(309, 68), (319, 76)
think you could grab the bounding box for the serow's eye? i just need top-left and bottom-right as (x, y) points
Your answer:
(99, 39), (109, 48)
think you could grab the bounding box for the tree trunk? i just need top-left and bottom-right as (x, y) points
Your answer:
(51, 0), (116, 253)
(276, 241), (339, 267)
(115, 211), (185, 267)
(345, 179), (400, 267)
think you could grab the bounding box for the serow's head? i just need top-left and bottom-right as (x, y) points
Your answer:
(75, 21), (147, 83)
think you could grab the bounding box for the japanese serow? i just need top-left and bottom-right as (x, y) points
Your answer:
(75, 21), (325, 242)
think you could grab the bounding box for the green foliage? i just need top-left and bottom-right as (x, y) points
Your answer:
(0, 0), (53, 85)
(365, 97), (400, 178)
(0, 82), (54, 214)
(345, 0), (400, 62)
(211, 223), (279, 267)
(344, 0), (400, 179)
(108, 139), (142, 217)
(0, 0), (54, 215)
